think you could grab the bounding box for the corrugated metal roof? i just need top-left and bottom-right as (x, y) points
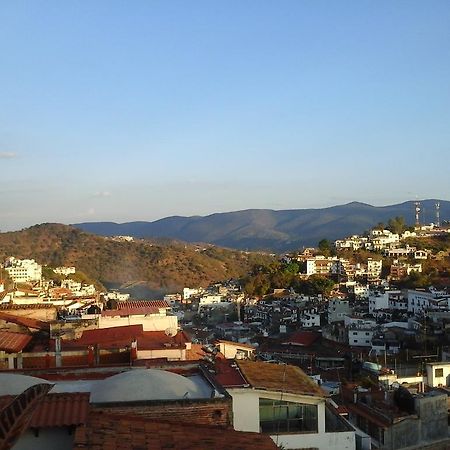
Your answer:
(0, 331), (32, 353)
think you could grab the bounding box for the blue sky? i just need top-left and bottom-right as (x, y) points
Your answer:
(1, 1), (449, 231)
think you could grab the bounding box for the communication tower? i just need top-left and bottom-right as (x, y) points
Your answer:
(414, 201), (421, 228)
(435, 202), (440, 227)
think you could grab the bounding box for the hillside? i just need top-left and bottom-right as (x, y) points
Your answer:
(0, 224), (273, 294)
(74, 199), (450, 252)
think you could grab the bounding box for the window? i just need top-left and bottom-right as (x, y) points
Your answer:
(259, 399), (318, 434)
(435, 368), (444, 378)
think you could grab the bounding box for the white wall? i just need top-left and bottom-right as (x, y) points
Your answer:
(226, 388), (353, 450)
(275, 430), (355, 450)
(98, 315), (178, 331)
(426, 363), (450, 387)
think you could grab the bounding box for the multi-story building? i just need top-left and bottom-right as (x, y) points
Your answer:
(4, 258), (42, 283)
(217, 360), (356, 450)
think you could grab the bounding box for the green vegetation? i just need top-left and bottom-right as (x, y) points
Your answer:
(0, 224), (274, 292)
(242, 262), (335, 297)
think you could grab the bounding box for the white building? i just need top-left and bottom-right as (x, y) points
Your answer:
(368, 289), (401, 314)
(183, 287), (203, 300)
(366, 258), (382, 281)
(54, 266), (76, 276)
(407, 289), (450, 315)
(4, 258), (42, 283)
(348, 325), (375, 347)
(198, 294), (223, 306)
(426, 362), (450, 388)
(328, 299), (351, 323)
(222, 360), (356, 450)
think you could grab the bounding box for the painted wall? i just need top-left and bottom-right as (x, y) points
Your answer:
(98, 315), (177, 331)
(226, 388), (355, 450)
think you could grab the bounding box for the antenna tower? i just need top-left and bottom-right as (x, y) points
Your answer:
(414, 201), (421, 228)
(435, 202), (440, 227)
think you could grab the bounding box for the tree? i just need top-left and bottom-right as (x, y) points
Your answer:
(318, 239), (332, 256)
(387, 216), (407, 234)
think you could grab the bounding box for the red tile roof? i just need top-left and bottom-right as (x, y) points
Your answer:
(31, 392), (90, 428)
(0, 311), (50, 332)
(282, 331), (320, 347)
(74, 411), (278, 449)
(101, 306), (159, 317)
(138, 330), (189, 350)
(117, 300), (170, 309)
(76, 324), (144, 346)
(213, 358), (249, 388)
(56, 326), (190, 352)
(0, 331), (32, 353)
(0, 393), (90, 428)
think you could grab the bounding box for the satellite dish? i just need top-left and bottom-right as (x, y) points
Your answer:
(164, 327), (178, 337)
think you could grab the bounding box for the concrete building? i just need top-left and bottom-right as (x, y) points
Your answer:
(4, 258), (42, 283)
(328, 299), (351, 323)
(216, 360), (356, 450)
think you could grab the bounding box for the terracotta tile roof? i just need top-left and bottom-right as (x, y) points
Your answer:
(117, 300), (170, 310)
(0, 330), (32, 353)
(0, 311), (50, 332)
(282, 331), (320, 347)
(0, 392), (90, 428)
(76, 324), (143, 346)
(237, 360), (326, 398)
(101, 306), (159, 317)
(138, 330), (189, 350)
(213, 359), (249, 388)
(56, 326), (189, 352)
(31, 392), (90, 428)
(73, 411), (278, 449)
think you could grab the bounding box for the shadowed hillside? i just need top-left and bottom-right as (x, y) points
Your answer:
(74, 200), (450, 251)
(0, 224), (273, 293)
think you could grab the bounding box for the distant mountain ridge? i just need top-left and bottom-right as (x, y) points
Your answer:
(74, 200), (450, 252)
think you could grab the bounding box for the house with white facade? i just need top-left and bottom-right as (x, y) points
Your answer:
(218, 360), (356, 450)
(328, 299), (351, 323)
(4, 258), (42, 283)
(426, 362), (450, 388)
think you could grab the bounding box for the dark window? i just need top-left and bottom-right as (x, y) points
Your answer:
(259, 398), (318, 433)
(435, 368), (444, 377)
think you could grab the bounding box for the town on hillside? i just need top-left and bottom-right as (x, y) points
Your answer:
(0, 216), (450, 450)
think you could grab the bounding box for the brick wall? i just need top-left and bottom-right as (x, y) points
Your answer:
(94, 398), (233, 427)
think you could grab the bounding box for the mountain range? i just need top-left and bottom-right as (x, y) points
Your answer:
(74, 200), (450, 252)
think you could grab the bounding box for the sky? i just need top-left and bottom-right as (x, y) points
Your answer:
(1, 1), (450, 231)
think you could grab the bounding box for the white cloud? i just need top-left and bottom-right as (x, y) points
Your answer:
(0, 152), (17, 159)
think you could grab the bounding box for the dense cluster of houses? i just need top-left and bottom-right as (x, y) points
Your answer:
(1, 240), (450, 450)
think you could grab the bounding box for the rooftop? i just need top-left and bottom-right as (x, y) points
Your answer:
(236, 360), (326, 397)
(0, 330), (33, 353)
(73, 411), (278, 450)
